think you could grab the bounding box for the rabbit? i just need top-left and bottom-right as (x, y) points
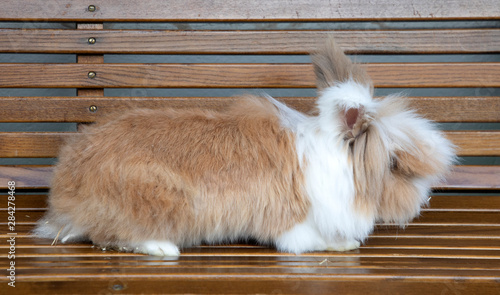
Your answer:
(34, 37), (456, 256)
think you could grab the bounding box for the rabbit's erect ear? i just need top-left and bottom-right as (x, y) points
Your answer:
(341, 105), (370, 140)
(312, 36), (372, 93)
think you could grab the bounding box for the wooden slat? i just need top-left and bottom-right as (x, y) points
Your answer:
(1, 29), (499, 54)
(5, 224), (499, 239)
(0, 166), (52, 190)
(0, 132), (68, 158)
(0, 63), (498, 88)
(1, 0), (499, 21)
(0, 96), (499, 123)
(76, 23), (105, 97)
(0, 165), (499, 190)
(1, 130), (498, 158)
(3, 278), (500, 295)
(0, 194), (48, 210)
(445, 131), (500, 156)
(4, 243), (500, 259)
(438, 166), (500, 190)
(372, 225), (500, 238)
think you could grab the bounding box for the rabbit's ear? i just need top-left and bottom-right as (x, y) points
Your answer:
(341, 105), (370, 140)
(312, 36), (372, 93)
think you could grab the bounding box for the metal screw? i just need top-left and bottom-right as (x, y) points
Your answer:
(88, 5), (96, 12)
(112, 284), (124, 291)
(88, 71), (96, 79)
(89, 105), (98, 113)
(88, 37), (96, 44)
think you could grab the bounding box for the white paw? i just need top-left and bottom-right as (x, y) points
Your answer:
(135, 240), (180, 257)
(327, 240), (361, 252)
(276, 221), (328, 254)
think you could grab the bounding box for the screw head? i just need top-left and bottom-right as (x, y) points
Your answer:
(88, 5), (96, 12)
(112, 284), (124, 291)
(89, 105), (98, 113)
(88, 71), (96, 79)
(87, 37), (96, 44)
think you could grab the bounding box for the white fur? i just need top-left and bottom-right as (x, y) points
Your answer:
(316, 81), (376, 132)
(135, 240), (180, 257)
(274, 80), (454, 253)
(274, 81), (376, 253)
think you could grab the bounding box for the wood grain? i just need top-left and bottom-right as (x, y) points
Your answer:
(76, 23), (105, 97)
(445, 131), (500, 156)
(0, 0), (499, 21)
(0, 166), (52, 189)
(0, 63), (498, 88)
(1, 165), (498, 190)
(1, 29), (498, 54)
(437, 166), (500, 190)
(3, 277), (500, 295)
(0, 132), (69, 158)
(1, 130), (498, 158)
(0, 96), (499, 123)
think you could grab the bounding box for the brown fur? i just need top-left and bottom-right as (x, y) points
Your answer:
(313, 38), (453, 224)
(44, 95), (310, 248)
(311, 36), (373, 92)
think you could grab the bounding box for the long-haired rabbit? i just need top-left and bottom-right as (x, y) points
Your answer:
(35, 37), (455, 256)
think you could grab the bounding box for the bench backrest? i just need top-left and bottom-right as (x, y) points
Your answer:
(0, 0), (499, 190)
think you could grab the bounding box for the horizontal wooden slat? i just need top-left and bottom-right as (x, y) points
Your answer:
(0, 96), (499, 123)
(3, 243), (500, 259)
(0, 194), (48, 210)
(1, 130), (498, 158)
(1, 29), (499, 54)
(445, 131), (500, 156)
(3, 277), (500, 295)
(0, 166), (52, 190)
(436, 166), (500, 190)
(3, 250), (500, 269)
(372, 225), (500, 238)
(5, 224), (499, 239)
(0, 63), (498, 88)
(1, 0), (499, 21)
(0, 166), (499, 190)
(0, 132), (67, 158)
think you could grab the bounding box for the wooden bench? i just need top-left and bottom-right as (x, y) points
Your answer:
(1, 0), (499, 293)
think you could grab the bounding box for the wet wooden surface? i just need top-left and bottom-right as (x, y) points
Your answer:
(1, 193), (499, 294)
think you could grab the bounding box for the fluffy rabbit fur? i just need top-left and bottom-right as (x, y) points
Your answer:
(35, 37), (455, 256)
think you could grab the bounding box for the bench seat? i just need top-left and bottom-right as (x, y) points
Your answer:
(0, 0), (499, 293)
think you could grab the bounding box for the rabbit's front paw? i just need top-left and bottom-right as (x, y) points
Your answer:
(327, 240), (361, 252)
(134, 240), (180, 256)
